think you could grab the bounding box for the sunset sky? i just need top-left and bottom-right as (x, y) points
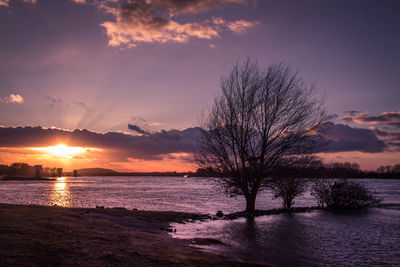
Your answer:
(1, 0), (400, 172)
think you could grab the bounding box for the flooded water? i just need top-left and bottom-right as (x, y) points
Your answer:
(0, 176), (399, 265)
(172, 208), (400, 266)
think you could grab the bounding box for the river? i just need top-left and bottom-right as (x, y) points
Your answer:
(0, 176), (399, 265)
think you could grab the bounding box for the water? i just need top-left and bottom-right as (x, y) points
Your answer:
(1, 176), (399, 265)
(0, 176), (254, 213)
(172, 208), (400, 266)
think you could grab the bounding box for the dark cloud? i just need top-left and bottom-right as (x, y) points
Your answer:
(131, 116), (161, 127)
(371, 127), (400, 141)
(318, 122), (386, 153)
(45, 95), (63, 108)
(0, 122), (392, 162)
(45, 96), (89, 111)
(0, 126), (202, 161)
(72, 101), (89, 111)
(128, 124), (149, 135)
(341, 111), (400, 128)
(344, 110), (360, 116)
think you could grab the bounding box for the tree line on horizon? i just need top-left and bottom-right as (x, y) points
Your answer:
(1, 161), (399, 179)
(194, 161), (400, 179)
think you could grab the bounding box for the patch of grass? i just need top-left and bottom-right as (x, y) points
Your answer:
(0, 203), (269, 266)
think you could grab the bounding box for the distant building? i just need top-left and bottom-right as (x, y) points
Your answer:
(0, 165), (9, 175)
(34, 165), (43, 178)
(10, 163), (34, 176)
(73, 170), (78, 177)
(6, 163), (66, 178)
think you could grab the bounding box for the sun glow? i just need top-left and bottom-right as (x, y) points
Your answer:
(30, 144), (87, 158)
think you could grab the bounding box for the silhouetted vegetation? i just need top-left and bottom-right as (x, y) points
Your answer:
(311, 179), (381, 209)
(196, 60), (328, 213)
(270, 177), (308, 209)
(264, 160), (400, 179)
(376, 163), (400, 178)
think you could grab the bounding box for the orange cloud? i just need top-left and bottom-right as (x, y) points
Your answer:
(0, 147), (102, 171)
(101, 4), (219, 47)
(227, 19), (258, 34)
(0, 0), (9, 6)
(1, 94), (24, 104)
(342, 110), (400, 128)
(0, 126), (201, 171)
(0, 0), (38, 7)
(99, 0), (257, 48)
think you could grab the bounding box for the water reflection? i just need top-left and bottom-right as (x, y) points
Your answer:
(49, 177), (72, 207)
(173, 209), (400, 266)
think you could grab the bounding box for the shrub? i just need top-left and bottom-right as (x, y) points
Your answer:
(311, 179), (381, 209)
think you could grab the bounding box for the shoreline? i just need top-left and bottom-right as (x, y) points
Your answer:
(0, 203), (268, 266)
(0, 176), (55, 181)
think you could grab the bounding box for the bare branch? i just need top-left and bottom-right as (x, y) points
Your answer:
(195, 60), (329, 212)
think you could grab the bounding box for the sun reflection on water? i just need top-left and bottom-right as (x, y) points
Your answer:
(49, 177), (72, 207)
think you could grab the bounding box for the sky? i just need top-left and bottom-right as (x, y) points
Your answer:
(0, 0), (400, 172)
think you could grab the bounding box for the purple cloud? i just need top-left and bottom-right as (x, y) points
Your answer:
(317, 122), (386, 153)
(0, 126), (202, 161)
(341, 110), (400, 128)
(0, 122), (392, 163)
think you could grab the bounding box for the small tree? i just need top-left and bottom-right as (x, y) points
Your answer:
(270, 177), (308, 209)
(196, 60), (327, 213)
(311, 179), (381, 209)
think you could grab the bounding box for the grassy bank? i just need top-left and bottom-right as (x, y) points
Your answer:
(0, 203), (266, 266)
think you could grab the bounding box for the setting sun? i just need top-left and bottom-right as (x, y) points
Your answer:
(30, 144), (86, 158)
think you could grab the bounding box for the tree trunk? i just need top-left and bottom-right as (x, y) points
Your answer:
(245, 193), (257, 213)
(284, 196), (293, 209)
(284, 198), (292, 209)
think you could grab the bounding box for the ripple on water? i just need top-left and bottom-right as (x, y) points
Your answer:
(172, 208), (400, 266)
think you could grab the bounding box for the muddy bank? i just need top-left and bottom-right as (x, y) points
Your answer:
(0, 203), (267, 266)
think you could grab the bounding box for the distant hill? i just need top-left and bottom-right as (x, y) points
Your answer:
(77, 168), (118, 176)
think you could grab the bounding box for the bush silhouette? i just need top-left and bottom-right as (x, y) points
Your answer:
(311, 179), (380, 209)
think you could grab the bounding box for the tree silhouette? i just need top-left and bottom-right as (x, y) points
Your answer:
(196, 60), (328, 213)
(270, 177), (308, 209)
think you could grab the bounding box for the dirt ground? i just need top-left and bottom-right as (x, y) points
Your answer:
(0, 203), (267, 266)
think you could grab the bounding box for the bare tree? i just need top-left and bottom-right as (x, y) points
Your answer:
(196, 60), (327, 213)
(270, 177), (308, 209)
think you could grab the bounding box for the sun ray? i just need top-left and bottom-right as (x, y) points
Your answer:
(30, 144), (88, 158)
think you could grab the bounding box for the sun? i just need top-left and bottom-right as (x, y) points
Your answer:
(30, 144), (86, 158)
